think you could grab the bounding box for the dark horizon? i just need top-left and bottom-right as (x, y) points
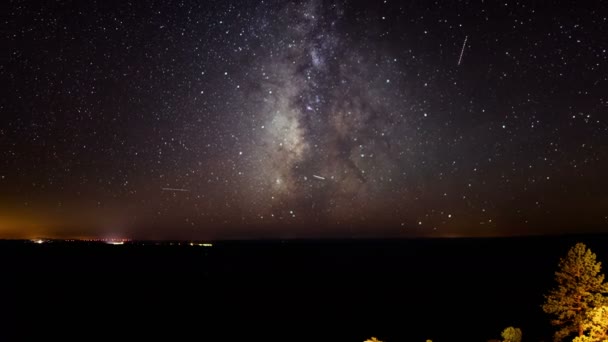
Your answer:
(3, 229), (607, 242)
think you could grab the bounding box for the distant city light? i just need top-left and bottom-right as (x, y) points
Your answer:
(189, 242), (213, 247)
(106, 241), (124, 245)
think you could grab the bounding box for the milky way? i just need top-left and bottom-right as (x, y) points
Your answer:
(242, 1), (406, 228)
(2, 0), (607, 239)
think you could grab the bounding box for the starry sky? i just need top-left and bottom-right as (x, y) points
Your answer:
(2, 0), (607, 240)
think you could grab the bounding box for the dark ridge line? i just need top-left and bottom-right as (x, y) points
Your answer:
(1, 231), (606, 245)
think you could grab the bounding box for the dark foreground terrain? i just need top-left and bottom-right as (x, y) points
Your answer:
(5, 234), (608, 341)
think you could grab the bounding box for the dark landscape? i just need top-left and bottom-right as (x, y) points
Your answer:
(6, 234), (608, 341)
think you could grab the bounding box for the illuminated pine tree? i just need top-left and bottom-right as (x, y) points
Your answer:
(542, 243), (608, 341)
(572, 306), (608, 342)
(501, 326), (522, 342)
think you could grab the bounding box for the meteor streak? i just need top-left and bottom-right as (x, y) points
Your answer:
(161, 188), (190, 192)
(457, 36), (468, 66)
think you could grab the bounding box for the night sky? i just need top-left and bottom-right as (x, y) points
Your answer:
(2, 0), (607, 240)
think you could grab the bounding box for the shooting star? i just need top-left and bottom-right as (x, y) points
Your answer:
(457, 35), (468, 66)
(161, 187), (190, 192)
(312, 175), (326, 181)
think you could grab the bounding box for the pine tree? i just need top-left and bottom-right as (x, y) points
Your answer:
(501, 326), (522, 342)
(572, 305), (608, 342)
(542, 243), (608, 341)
